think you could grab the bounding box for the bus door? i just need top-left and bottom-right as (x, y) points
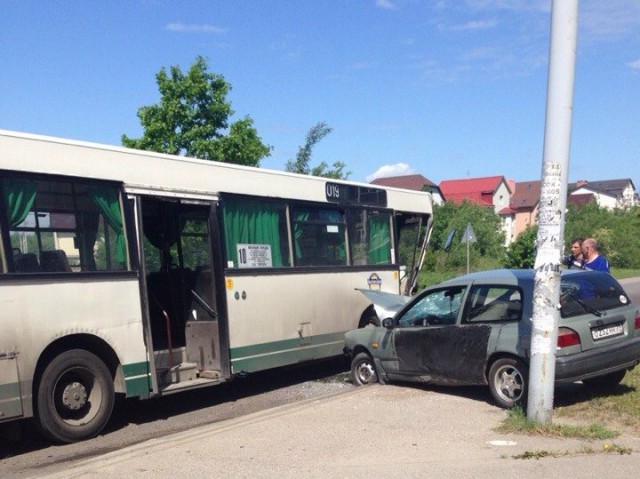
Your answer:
(396, 213), (432, 296)
(136, 196), (229, 391)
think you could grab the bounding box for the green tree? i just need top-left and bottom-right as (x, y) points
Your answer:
(504, 225), (537, 268)
(425, 200), (505, 272)
(122, 56), (271, 166)
(285, 122), (350, 179)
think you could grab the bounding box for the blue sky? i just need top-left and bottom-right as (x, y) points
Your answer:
(1, 1), (639, 186)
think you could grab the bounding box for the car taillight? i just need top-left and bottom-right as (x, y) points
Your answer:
(557, 327), (580, 348)
(635, 316), (640, 330)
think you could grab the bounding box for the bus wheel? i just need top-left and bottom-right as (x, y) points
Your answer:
(36, 349), (115, 443)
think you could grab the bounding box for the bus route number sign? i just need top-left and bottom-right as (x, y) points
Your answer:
(325, 182), (387, 207)
(237, 244), (273, 268)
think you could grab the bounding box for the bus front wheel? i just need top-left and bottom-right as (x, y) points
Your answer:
(36, 349), (115, 443)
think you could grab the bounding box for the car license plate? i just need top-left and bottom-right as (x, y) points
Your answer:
(591, 323), (624, 340)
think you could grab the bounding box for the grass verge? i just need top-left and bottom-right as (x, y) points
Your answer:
(554, 366), (640, 434)
(497, 406), (619, 440)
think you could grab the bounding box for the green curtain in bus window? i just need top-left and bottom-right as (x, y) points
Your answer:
(323, 209), (346, 262)
(3, 178), (37, 227)
(90, 186), (127, 263)
(368, 213), (391, 264)
(293, 209), (311, 261)
(223, 199), (284, 267)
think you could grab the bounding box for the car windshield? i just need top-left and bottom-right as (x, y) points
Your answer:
(560, 272), (630, 318)
(398, 286), (466, 326)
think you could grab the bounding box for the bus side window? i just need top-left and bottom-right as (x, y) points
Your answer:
(222, 196), (290, 268)
(292, 206), (347, 267)
(1, 175), (129, 273)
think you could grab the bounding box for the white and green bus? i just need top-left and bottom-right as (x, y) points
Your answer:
(0, 129), (433, 443)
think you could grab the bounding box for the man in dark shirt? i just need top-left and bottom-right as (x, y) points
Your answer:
(563, 237), (584, 269)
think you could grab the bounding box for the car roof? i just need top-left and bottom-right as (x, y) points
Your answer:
(436, 268), (614, 288)
(439, 269), (534, 286)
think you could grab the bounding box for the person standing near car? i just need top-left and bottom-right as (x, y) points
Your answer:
(563, 237), (584, 269)
(582, 237), (610, 272)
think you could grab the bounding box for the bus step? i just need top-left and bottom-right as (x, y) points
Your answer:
(164, 362), (198, 383)
(199, 369), (222, 380)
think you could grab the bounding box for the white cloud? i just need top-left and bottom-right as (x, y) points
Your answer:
(447, 19), (498, 31)
(627, 59), (640, 70)
(581, 1), (640, 40)
(166, 23), (227, 34)
(366, 163), (415, 182)
(376, 0), (397, 10)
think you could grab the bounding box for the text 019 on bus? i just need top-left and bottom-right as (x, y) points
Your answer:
(0, 129), (433, 443)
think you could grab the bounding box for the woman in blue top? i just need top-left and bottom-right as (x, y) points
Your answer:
(582, 237), (610, 273)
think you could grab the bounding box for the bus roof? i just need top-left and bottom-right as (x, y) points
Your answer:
(0, 129), (432, 214)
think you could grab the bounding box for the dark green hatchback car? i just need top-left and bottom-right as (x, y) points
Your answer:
(344, 269), (640, 408)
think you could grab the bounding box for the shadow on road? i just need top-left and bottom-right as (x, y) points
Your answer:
(0, 356), (350, 458)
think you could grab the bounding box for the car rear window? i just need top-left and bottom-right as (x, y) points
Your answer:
(560, 272), (631, 318)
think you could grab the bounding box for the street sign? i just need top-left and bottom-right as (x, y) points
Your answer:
(461, 223), (477, 244)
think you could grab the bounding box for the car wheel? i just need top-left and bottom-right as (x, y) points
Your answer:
(36, 349), (115, 443)
(582, 370), (626, 392)
(351, 352), (378, 386)
(488, 358), (527, 408)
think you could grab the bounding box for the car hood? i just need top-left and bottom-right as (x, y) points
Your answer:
(356, 288), (411, 320)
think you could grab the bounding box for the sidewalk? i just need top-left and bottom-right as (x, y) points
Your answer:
(29, 385), (639, 479)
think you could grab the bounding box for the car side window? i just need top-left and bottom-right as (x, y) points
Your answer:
(465, 285), (522, 323)
(398, 286), (466, 327)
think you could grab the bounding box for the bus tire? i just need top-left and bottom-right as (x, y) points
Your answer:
(36, 349), (115, 443)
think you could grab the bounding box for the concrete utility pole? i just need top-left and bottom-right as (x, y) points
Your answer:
(527, 0), (579, 424)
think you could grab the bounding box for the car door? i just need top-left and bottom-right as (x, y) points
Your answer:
(382, 284), (491, 384)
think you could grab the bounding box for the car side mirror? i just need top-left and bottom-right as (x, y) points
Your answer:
(382, 317), (394, 329)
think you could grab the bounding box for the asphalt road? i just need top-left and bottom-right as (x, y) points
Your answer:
(0, 358), (354, 479)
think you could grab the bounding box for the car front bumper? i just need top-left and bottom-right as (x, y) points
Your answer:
(555, 336), (640, 384)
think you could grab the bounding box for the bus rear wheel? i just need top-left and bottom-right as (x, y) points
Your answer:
(36, 349), (115, 443)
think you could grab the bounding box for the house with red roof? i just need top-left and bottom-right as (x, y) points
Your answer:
(439, 175), (512, 213)
(371, 174), (444, 205)
(439, 175), (514, 245)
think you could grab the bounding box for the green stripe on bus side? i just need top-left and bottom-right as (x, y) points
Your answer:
(0, 381), (20, 398)
(122, 361), (152, 398)
(0, 381), (24, 418)
(230, 331), (347, 373)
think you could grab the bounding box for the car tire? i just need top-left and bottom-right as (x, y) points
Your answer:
(36, 349), (115, 443)
(488, 357), (528, 409)
(582, 369), (626, 392)
(351, 352), (378, 386)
